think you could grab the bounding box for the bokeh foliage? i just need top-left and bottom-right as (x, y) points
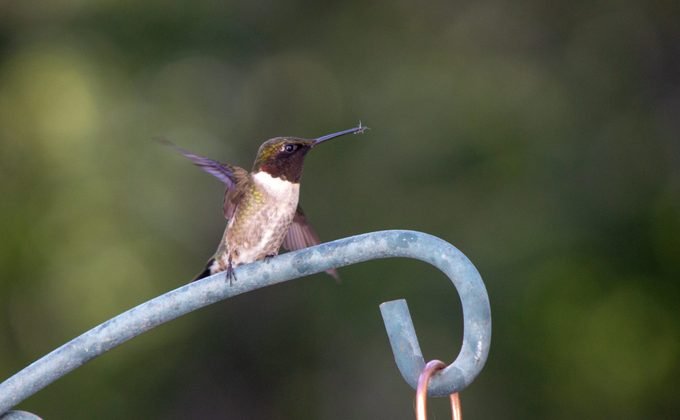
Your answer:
(1, 0), (679, 418)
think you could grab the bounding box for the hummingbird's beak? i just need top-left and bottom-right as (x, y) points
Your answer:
(312, 122), (369, 146)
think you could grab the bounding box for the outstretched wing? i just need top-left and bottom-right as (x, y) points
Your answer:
(283, 206), (340, 281)
(222, 168), (250, 221)
(160, 139), (238, 189)
(160, 138), (250, 220)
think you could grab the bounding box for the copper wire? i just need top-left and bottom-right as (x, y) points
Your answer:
(416, 360), (462, 420)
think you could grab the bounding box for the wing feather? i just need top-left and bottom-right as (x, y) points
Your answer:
(223, 167), (250, 220)
(160, 139), (237, 188)
(160, 138), (250, 220)
(283, 206), (340, 281)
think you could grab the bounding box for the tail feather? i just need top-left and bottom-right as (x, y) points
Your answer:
(192, 258), (215, 282)
(327, 268), (341, 283)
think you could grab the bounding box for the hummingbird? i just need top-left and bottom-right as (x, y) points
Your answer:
(164, 123), (368, 284)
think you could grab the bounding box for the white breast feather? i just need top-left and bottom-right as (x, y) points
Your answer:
(252, 171), (300, 199)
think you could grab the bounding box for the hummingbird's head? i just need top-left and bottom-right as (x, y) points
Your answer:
(252, 123), (368, 182)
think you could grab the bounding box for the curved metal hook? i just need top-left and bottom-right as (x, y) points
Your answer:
(0, 230), (491, 414)
(381, 300), (488, 397)
(379, 233), (491, 397)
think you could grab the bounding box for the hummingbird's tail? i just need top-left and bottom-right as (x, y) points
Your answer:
(192, 258), (215, 282)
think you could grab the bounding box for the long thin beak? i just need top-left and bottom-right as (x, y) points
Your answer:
(313, 121), (369, 146)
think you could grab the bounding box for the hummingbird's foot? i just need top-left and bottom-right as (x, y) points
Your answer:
(225, 258), (237, 285)
(264, 254), (277, 263)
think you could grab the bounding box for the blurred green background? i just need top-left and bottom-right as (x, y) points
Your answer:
(1, 0), (679, 418)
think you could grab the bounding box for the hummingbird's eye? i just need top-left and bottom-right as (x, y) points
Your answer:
(283, 144), (298, 153)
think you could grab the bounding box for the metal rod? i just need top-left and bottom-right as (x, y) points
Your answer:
(0, 411), (42, 420)
(0, 230), (491, 414)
